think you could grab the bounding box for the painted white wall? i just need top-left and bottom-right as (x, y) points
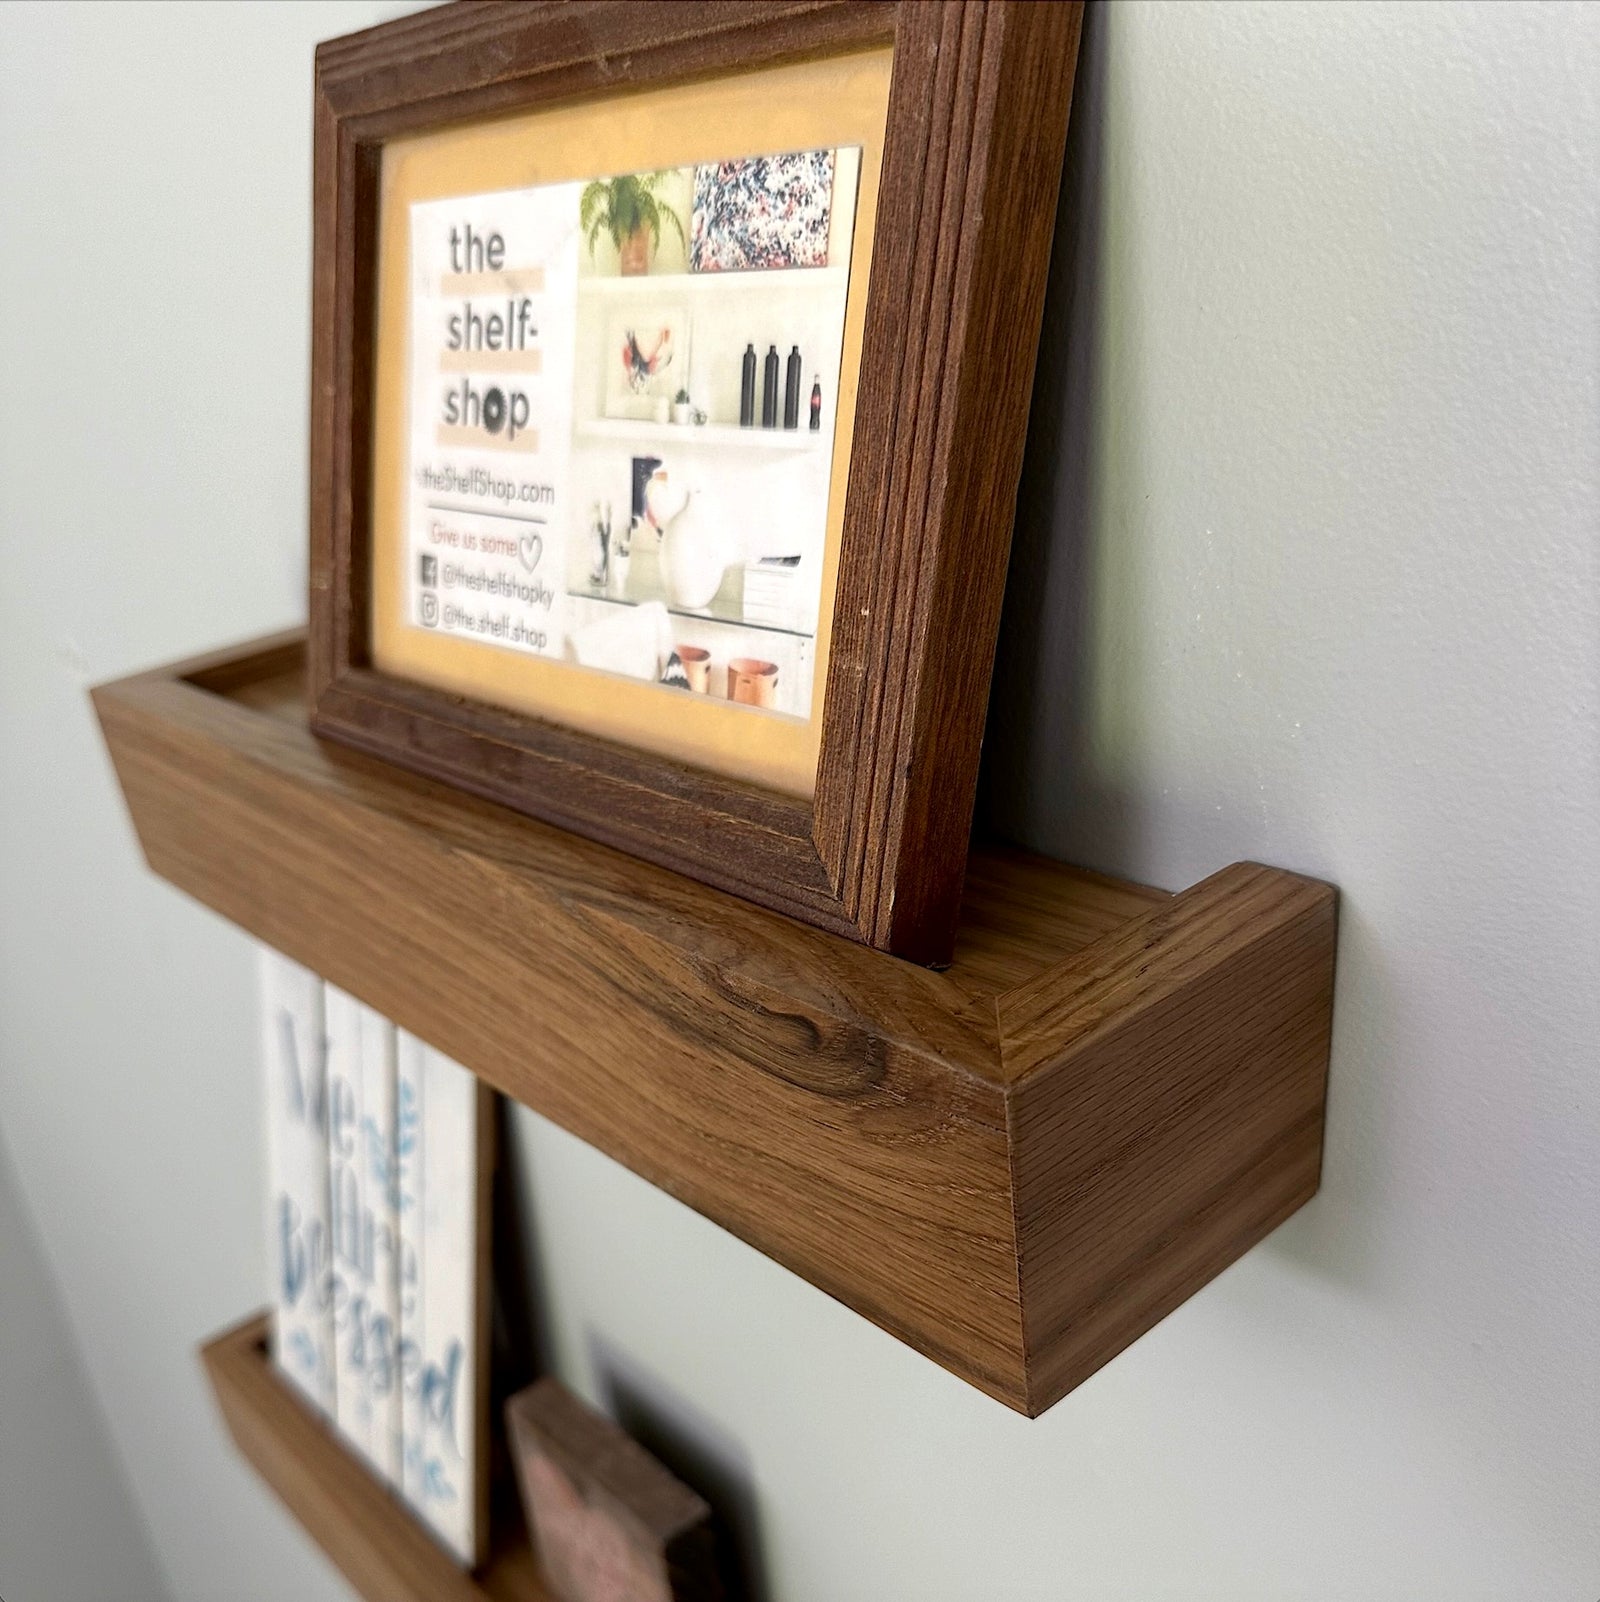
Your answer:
(0, 1142), (170, 1602)
(0, 6), (406, 1601)
(2, 3), (1596, 1600)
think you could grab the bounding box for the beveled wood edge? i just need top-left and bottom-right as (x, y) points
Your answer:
(200, 1312), (528, 1600)
(996, 862), (1338, 1086)
(866, 0), (1085, 957)
(812, 0), (973, 934)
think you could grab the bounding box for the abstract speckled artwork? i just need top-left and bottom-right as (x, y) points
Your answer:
(690, 148), (836, 272)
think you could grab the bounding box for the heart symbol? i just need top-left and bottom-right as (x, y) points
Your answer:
(518, 532), (543, 572)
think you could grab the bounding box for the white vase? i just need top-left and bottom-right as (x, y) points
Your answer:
(607, 548), (631, 598)
(647, 472), (734, 610)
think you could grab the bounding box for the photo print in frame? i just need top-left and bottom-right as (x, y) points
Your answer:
(310, 1), (1084, 963)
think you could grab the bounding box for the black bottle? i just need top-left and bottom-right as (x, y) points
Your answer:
(740, 344), (757, 428)
(809, 376), (822, 432)
(630, 454), (662, 523)
(783, 345), (803, 429)
(761, 344), (780, 428)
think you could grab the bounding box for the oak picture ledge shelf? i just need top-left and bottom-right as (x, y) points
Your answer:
(98, 632), (1337, 1417)
(202, 1311), (546, 1601)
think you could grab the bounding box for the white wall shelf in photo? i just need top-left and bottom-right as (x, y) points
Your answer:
(576, 266), (849, 301)
(574, 419), (823, 452)
(566, 584), (816, 641)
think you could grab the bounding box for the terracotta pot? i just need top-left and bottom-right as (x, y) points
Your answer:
(676, 645), (711, 693)
(618, 226), (651, 277)
(728, 658), (779, 708)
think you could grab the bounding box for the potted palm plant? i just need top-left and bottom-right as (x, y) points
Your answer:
(580, 170), (686, 277)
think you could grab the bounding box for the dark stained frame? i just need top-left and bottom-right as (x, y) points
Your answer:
(308, 0), (1084, 964)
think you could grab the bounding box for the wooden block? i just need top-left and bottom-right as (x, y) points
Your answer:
(103, 634), (1337, 1417)
(506, 1380), (721, 1602)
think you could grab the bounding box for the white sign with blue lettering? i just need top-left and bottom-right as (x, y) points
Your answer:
(261, 948), (335, 1419)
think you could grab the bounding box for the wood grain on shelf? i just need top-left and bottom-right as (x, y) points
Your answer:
(1001, 863), (1338, 1411)
(101, 635), (1336, 1416)
(201, 1312), (548, 1602)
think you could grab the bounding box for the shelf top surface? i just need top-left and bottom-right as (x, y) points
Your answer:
(172, 636), (1166, 1033)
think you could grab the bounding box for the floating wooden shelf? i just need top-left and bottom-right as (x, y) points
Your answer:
(201, 1312), (545, 1602)
(98, 633), (1336, 1417)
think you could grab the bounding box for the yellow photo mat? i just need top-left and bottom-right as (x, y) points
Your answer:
(368, 49), (894, 799)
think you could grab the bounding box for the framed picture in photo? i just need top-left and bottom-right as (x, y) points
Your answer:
(600, 304), (692, 421)
(308, 0), (1084, 963)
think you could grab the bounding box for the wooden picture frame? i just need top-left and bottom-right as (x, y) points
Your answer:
(308, 0), (1084, 964)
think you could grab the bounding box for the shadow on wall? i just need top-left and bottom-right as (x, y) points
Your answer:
(588, 1331), (772, 1602)
(974, 8), (1372, 1294)
(976, 1), (1136, 874)
(494, 1101), (552, 1408)
(499, 1118), (770, 1594)
(1253, 894), (1389, 1292)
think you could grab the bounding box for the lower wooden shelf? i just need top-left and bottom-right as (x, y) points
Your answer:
(202, 1311), (545, 1602)
(99, 632), (1337, 1417)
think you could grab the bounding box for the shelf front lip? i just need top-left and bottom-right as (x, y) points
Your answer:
(201, 1311), (544, 1602)
(101, 634), (1336, 1417)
